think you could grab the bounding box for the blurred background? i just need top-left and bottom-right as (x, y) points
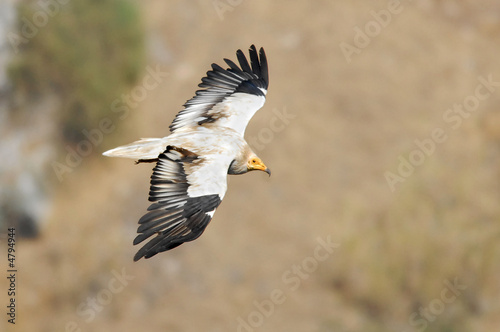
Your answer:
(1, 0), (500, 331)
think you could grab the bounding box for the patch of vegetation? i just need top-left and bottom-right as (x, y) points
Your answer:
(8, 0), (145, 143)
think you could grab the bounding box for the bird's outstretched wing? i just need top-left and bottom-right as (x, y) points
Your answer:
(133, 145), (228, 261)
(169, 45), (269, 136)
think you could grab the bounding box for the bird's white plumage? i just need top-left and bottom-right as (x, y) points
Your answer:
(168, 45), (268, 135)
(102, 45), (269, 260)
(170, 91), (266, 137)
(102, 137), (164, 160)
(206, 92), (266, 136)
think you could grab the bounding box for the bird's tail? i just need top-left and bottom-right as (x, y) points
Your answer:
(102, 138), (166, 160)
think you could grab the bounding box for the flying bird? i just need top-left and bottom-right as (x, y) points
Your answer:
(103, 45), (270, 261)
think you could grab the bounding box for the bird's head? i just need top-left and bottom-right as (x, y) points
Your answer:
(247, 156), (271, 176)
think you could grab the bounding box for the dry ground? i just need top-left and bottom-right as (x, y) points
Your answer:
(2, 0), (500, 331)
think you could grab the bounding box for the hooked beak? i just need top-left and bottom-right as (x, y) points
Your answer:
(249, 158), (271, 177)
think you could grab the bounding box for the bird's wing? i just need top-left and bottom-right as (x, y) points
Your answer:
(133, 145), (229, 261)
(169, 45), (269, 136)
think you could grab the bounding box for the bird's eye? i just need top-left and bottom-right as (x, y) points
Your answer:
(252, 159), (257, 164)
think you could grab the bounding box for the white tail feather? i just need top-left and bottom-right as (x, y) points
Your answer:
(102, 138), (166, 160)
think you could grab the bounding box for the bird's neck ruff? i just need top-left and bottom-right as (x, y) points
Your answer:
(227, 145), (255, 175)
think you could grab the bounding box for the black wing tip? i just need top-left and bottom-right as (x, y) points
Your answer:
(133, 242), (183, 261)
(133, 194), (221, 262)
(169, 45), (268, 133)
(222, 45), (268, 88)
(239, 45), (269, 89)
(244, 44), (259, 58)
(133, 233), (183, 261)
(257, 47), (268, 87)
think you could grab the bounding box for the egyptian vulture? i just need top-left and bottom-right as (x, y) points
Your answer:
(103, 45), (270, 261)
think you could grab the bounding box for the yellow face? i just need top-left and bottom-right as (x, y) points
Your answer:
(247, 157), (271, 176)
